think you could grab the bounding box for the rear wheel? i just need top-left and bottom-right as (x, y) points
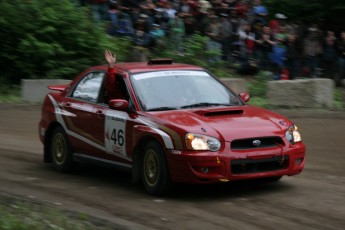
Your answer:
(142, 141), (172, 195)
(50, 126), (74, 172)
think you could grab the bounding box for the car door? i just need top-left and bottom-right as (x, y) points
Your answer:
(62, 71), (105, 154)
(91, 73), (133, 165)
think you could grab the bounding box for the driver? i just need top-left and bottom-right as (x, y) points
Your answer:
(104, 50), (126, 102)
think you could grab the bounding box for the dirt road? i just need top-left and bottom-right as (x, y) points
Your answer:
(1, 105), (345, 230)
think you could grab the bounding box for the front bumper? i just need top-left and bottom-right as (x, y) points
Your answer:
(166, 142), (306, 184)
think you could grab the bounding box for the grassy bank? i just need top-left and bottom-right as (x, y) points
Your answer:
(0, 196), (112, 230)
(0, 85), (21, 103)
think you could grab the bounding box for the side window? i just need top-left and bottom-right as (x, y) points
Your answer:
(71, 72), (105, 103)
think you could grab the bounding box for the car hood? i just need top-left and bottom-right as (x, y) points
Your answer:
(148, 106), (292, 141)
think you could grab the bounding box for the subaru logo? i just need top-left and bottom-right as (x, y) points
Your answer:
(252, 140), (261, 146)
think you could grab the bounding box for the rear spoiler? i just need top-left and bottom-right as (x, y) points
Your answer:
(48, 84), (67, 92)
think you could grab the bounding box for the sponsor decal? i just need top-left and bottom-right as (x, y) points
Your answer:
(171, 150), (181, 155)
(137, 118), (174, 149)
(132, 70), (210, 80)
(105, 110), (127, 157)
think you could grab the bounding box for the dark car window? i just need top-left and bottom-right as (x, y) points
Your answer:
(71, 72), (105, 103)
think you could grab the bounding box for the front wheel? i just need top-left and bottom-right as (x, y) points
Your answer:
(142, 141), (172, 195)
(50, 126), (74, 172)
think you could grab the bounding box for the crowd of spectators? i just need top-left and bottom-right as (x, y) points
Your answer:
(81, 0), (345, 83)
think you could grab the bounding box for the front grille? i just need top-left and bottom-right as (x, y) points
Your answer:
(231, 155), (289, 175)
(231, 137), (283, 150)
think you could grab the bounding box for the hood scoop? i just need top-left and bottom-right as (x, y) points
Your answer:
(195, 108), (244, 117)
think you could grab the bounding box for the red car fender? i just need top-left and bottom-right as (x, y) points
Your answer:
(130, 124), (174, 153)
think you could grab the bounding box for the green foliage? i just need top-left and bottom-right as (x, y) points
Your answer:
(247, 97), (270, 109)
(264, 0), (345, 29)
(0, 84), (21, 103)
(150, 34), (229, 77)
(106, 36), (132, 62)
(248, 71), (272, 98)
(0, 198), (111, 230)
(0, 0), (131, 84)
(332, 87), (345, 110)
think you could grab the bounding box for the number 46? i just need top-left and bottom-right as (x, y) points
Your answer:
(111, 129), (124, 146)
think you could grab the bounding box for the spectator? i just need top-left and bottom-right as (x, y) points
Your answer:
(108, 1), (119, 27)
(107, 1), (134, 37)
(285, 33), (302, 79)
(325, 30), (337, 43)
(322, 32), (338, 79)
(139, 0), (156, 30)
(133, 13), (150, 47)
(171, 0), (180, 10)
(91, 0), (108, 21)
(238, 23), (256, 63)
(184, 15), (197, 38)
(133, 28), (150, 47)
(303, 27), (322, 77)
(179, 0), (193, 18)
(164, 1), (177, 20)
(219, 13), (233, 61)
(156, 1), (176, 32)
(336, 31), (345, 85)
(253, 0), (268, 25)
(107, 1), (120, 35)
(190, 1), (204, 34)
(149, 23), (165, 47)
(235, 0), (249, 19)
(153, 1), (170, 26)
(272, 25), (288, 67)
(217, 2), (231, 17)
(199, 0), (212, 14)
(269, 13), (287, 35)
(256, 26), (276, 71)
(245, 25), (257, 57)
(226, 0), (237, 9)
(169, 12), (185, 55)
(245, 0), (255, 25)
(87, 0), (345, 82)
(120, 0), (140, 9)
(205, 15), (222, 62)
(135, 13), (150, 33)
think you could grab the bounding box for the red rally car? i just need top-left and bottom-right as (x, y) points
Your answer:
(39, 59), (306, 195)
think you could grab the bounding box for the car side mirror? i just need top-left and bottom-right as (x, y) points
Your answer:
(109, 99), (128, 111)
(239, 92), (250, 102)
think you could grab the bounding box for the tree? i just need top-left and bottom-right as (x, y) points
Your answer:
(0, 0), (131, 84)
(264, 0), (345, 31)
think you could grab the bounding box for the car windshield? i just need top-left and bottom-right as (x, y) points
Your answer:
(131, 70), (242, 111)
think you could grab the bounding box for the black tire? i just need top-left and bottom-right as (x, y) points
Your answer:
(50, 126), (74, 173)
(142, 141), (172, 195)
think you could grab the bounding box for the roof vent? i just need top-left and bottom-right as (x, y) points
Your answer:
(148, 58), (173, 65)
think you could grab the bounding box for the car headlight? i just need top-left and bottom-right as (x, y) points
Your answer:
(185, 133), (221, 151)
(285, 125), (302, 144)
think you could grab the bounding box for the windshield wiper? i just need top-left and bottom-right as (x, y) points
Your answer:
(181, 102), (231, 109)
(146, 106), (179, 111)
